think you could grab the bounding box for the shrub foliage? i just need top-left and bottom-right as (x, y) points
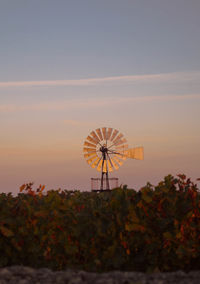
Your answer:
(0, 175), (200, 272)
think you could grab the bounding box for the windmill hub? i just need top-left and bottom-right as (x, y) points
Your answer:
(100, 145), (108, 154)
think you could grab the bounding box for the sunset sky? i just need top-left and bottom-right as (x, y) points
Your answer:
(1, 0), (200, 194)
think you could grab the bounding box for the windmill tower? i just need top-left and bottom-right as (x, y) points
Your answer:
(83, 127), (144, 191)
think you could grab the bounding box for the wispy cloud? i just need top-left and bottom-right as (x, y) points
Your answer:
(1, 94), (200, 113)
(0, 71), (200, 88)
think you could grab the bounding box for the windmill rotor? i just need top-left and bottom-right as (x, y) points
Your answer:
(83, 127), (144, 190)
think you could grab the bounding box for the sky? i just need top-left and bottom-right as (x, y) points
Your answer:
(0, 0), (200, 194)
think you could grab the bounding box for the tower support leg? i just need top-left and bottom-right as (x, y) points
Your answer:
(100, 151), (110, 190)
(106, 171), (110, 190)
(100, 171), (110, 190)
(100, 171), (104, 190)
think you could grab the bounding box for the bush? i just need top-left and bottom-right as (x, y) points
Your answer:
(0, 174), (200, 272)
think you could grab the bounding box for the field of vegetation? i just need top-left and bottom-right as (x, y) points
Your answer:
(0, 174), (200, 272)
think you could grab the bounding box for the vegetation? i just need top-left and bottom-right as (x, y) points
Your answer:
(0, 174), (200, 272)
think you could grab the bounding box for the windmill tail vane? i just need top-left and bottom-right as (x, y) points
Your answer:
(123, 146), (144, 160)
(83, 127), (144, 190)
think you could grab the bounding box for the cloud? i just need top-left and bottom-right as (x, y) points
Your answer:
(0, 71), (200, 88)
(0, 94), (200, 113)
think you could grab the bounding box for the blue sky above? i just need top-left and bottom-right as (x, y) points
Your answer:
(1, 0), (200, 80)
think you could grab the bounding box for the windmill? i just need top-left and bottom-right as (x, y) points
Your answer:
(83, 127), (144, 190)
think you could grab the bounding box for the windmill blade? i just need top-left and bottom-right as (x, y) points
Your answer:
(87, 155), (98, 165)
(107, 159), (113, 172)
(106, 128), (113, 140)
(113, 156), (124, 166)
(107, 148), (126, 159)
(113, 133), (123, 144)
(116, 143), (129, 160)
(109, 157), (119, 170)
(102, 127), (107, 140)
(116, 144), (129, 150)
(84, 152), (97, 159)
(96, 128), (103, 140)
(115, 152), (127, 160)
(83, 147), (96, 153)
(91, 157), (101, 168)
(90, 131), (100, 143)
(110, 129), (119, 141)
(114, 138), (127, 146)
(87, 135), (99, 145)
(84, 141), (96, 148)
(96, 159), (103, 172)
(125, 147), (144, 160)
